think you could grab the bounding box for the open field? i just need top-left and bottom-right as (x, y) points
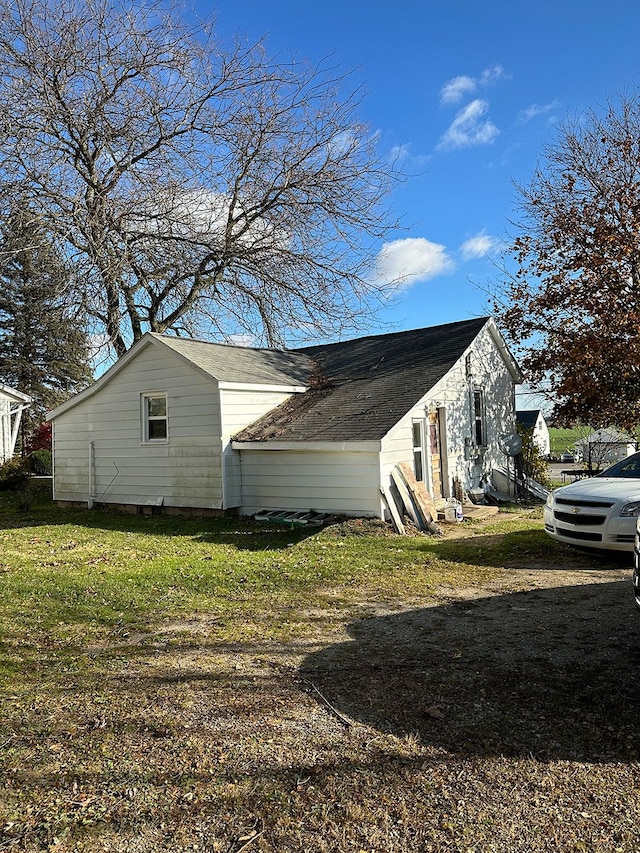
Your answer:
(1, 489), (639, 852)
(548, 427), (586, 457)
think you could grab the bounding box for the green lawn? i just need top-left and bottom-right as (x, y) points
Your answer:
(2, 488), (638, 852)
(548, 426), (586, 456)
(0, 488), (519, 673)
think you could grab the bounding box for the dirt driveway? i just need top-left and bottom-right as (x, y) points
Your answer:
(5, 518), (640, 852)
(303, 547), (638, 764)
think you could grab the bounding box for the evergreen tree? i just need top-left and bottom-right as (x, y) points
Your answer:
(0, 207), (92, 445)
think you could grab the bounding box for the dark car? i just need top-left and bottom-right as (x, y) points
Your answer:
(634, 529), (640, 610)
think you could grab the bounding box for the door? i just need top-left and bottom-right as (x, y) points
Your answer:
(429, 408), (446, 500)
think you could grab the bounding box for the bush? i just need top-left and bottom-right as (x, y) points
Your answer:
(27, 449), (52, 476)
(0, 457), (31, 491)
(518, 427), (552, 488)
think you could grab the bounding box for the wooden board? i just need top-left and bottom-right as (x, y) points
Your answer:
(390, 467), (422, 529)
(397, 462), (437, 526)
(380, 486), (405, 534)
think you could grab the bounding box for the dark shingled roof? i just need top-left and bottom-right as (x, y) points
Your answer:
(233, 316), (490, 443)
(155, 334), (310, 385)
(516, 410), (540, 430)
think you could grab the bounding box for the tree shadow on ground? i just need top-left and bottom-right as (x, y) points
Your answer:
(300, 577), (640, 763)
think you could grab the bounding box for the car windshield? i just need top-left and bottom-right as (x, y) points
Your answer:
(597, 453), (640, 478)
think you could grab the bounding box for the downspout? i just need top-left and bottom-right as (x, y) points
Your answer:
(88, 441), (95, 509)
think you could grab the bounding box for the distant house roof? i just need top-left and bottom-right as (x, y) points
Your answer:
(575, 427), (635, 446)
(233, 316), (519, 443)
(516, 409), (542, 431)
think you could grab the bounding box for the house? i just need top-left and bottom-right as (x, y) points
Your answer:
(48, 316), (523, 519)
(516, 409), (550, 457)
(574, 427), (636, 467)
(0, 384), (31, 463)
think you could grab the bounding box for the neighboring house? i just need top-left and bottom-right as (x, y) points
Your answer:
(516, 409), (550, 457)
(574, 428), (636, 467)
(48, 316), (523, 519)
(0, 384), (31, 463)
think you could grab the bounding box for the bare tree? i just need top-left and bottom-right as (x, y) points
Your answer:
(0, 0), (399, 358)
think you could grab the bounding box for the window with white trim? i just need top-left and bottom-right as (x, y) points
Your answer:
(473, 389), (486, 447)
(412, 419), (424, 481)
(142, 394), (168, 442)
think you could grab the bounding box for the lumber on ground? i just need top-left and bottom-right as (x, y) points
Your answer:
(397, 462), (437, 527)
(380, 486), (405, 534)
(390, 467), (422, 528)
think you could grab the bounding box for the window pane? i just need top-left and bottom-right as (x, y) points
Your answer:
(474, 391), (482, 418)
(414, 450), (423, 482)
(412, 421), (422, 447)
(147, 397), (166, 417)
(148, 419), (167, 440)
(474, 390), (485, 445)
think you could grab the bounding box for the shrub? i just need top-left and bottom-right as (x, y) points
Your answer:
(518, 427), (552, 488)
(0, 457), (31, 491)
(27, 449), (52, 476)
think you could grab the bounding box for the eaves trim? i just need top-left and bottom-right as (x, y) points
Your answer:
(231, 440), (381, 452)
(218, 382), (307, 393)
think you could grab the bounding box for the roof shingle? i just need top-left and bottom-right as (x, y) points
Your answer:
(233, 317), (491, 442)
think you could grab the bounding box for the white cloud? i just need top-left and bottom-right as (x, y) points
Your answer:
(460, 232), (501, 260)
(518, 99), (561, 124)
(227, 333), (256, 347)
(479, 65), (507, 86)
(388, 143), (412, 162)
(373, 237), (454, 290)
(440, 65), (507, 105)
(438, 99), (500, 151)
(440, 75), (476, 105)
(387, 142), (431, 169)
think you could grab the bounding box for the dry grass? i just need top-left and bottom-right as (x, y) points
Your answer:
(1, 494), (640, 851)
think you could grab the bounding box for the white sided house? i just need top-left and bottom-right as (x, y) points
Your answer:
(574, 428), (636, 467)
(0, 384), (31, 463)
(516, 409), (551, 457)
(49, 317), (523, 518)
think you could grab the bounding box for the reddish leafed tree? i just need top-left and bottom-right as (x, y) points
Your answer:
(27, 422), (52, 453)
(495, 92), (640, 431)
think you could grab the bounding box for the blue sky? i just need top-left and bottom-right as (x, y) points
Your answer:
(201, 0), (640, 340)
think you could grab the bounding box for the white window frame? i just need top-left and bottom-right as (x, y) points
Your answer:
(142, 393), (168, 443)
(473, 388), (486, 448)
(412, 418), (425, 482)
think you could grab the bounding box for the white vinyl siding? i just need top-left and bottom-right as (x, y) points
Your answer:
(220, 388), (296, 507)
(380, 323), (517, 498)
(53, 342), (223, 508)
(239, 449), (381, 517)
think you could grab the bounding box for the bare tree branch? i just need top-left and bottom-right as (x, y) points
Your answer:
(0, 0), (401, 357)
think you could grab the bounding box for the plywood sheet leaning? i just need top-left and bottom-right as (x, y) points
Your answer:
(396, 462), (438, 528)
(380, 486), (405, 535)
(390, 467), (422, 529)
